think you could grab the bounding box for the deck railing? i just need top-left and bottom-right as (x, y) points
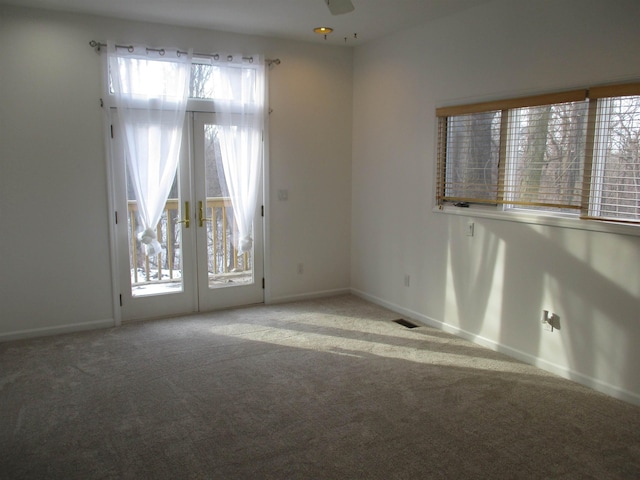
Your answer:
(127, 198), (250, 286)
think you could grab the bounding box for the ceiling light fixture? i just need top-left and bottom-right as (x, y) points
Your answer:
(313, 26), (334, 40)
(314, 27), (334, 35)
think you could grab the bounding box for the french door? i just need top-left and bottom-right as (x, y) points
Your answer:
(112, 112), (264, 321)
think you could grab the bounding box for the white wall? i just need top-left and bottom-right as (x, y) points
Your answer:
(351, 0), (640, 404)
(0, 6), (352, 338)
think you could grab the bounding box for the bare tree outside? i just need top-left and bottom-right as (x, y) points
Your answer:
(595, 96), (640, 220)
(446, 111), (501, 202)
(512, 101), (587, 212)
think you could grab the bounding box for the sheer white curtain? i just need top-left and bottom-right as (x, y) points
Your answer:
(213, 55), (265, 254)
(108, 42), (192, 256)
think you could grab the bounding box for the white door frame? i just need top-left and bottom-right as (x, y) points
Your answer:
(104, 108), (267, 323)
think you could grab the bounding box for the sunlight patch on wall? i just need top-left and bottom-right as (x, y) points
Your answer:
(444, 219), (507, 338)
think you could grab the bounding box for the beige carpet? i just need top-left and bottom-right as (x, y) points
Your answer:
(1, 295), (639, 479)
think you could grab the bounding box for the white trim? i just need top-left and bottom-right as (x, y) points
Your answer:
(434, 205), (640, 237)
(262, 69), (272, 306)
(351, 288), (640, 406)
(0, 319), (115, 343)
(267, 288), (351, 304)
(103, 106), (122, 327)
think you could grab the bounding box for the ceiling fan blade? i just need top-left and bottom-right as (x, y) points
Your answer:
(326, 0), (355, 16)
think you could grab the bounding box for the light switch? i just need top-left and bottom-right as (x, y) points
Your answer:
(466, 221), (475, 237)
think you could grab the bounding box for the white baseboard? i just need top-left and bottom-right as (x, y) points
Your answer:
(0, 318), (115, 342)
(351, 288), (640, 406)
(267, 288), (351, 305)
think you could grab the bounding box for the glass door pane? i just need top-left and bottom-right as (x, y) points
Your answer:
(202, 124), (254, 289)
(126, 172), (184, 297)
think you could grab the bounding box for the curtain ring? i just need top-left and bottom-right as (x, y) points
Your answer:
(159, 49), (165, 56)
(248, 57), (254, 64)
(227, 55), (233, 62)
(214, 54), (219, 61)
(127, 45), (134, 53)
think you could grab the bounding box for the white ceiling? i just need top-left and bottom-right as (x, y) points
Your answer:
(1, 0), (494, 46)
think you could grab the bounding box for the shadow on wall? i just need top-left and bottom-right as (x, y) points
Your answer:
(444, 216), (640, 401)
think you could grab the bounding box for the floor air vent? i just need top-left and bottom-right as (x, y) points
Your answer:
(393, 319), (419, 329)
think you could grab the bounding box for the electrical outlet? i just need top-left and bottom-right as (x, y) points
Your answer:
(542, 310), (560, 332)
(542, 310), (552, 331)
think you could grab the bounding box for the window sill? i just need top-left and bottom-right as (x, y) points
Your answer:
(434, 205), (640, 238)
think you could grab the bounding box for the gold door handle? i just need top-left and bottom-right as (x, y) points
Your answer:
(199, 201), (212, 227)
(178, 201), (190, 228)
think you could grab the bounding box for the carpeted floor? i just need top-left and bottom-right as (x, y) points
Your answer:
(1, 295), (639, 479)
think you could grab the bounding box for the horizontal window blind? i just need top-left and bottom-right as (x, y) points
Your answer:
(436, 92), (589, 209)
(436, 110), (502, 205)
(437, 83), (640, 227)
(502, 100), (589, 211)
(436, 90), (587, 117)
(589, 82), (640, 100)
(582, 92), (640, 224)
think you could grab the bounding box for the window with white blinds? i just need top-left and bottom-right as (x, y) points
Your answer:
(440, 110), (502, 205)
(584, 88), (640, 224)
(504, 100), (589, 212)
(436, 83), (640, 226)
